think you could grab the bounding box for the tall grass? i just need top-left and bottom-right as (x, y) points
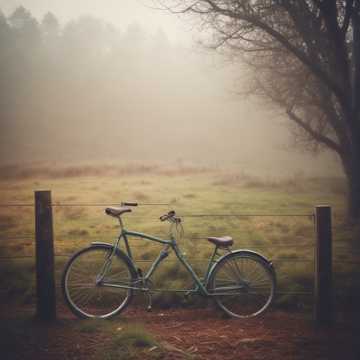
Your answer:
(0, 164), (357, 312)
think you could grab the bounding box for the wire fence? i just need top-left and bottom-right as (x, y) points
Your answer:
(0, 201), (359, 305)
(0, 201), (359, 256)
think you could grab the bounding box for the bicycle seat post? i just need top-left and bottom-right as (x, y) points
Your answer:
(118, 216), (124, 231)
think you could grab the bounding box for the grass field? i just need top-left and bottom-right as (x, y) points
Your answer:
(0, 163), (359, 312)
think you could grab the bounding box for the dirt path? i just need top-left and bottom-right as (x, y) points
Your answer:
(133, 307), (360, 360)
(1, 304), (360, 360)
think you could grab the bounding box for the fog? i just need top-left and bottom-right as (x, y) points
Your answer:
(0, 2), (341, 177)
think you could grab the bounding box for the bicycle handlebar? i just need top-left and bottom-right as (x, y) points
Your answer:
(119, 204), (178, 223)
(121, 202), (138, 207)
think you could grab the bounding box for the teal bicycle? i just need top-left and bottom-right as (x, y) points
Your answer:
(62, 202), (276, 319)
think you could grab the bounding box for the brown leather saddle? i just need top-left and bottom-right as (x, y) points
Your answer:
(207, 236), (233, 247)
(105, 207), (132, 217)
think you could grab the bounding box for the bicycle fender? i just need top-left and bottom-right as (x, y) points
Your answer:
(208, 249), (276, 280)
(231, 249), (274, 268)
(91, 241), (115, 248)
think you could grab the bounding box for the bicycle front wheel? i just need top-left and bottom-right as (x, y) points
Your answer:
(62, 245), (137, 319)
(209, 253), (275, 318)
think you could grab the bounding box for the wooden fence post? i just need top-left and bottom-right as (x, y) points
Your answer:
(314, 205), (333, 326)
(35, 190), (56, 321)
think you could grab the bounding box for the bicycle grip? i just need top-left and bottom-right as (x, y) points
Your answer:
(121, 201), (138, 207)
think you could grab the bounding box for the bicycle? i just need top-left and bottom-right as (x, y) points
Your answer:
(62, 202), (276, 319)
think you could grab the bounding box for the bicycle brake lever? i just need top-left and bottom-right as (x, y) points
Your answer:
(160, 210), (176, 222)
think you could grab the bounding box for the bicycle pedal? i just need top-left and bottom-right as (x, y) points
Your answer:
(184, 292), (190, 299)
(146, 290), (153, 312)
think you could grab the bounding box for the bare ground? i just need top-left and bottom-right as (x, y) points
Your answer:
(1, 303), (359, 360)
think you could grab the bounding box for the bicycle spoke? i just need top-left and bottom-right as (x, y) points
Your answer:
(63, 246), (135, 318)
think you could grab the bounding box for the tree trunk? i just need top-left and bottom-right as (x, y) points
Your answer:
(347, 168), (360, 222)
(343, 147), (360, 222)
(351, 7), (360, 222)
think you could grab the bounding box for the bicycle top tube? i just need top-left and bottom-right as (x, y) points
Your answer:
(122, 229), (173, 245)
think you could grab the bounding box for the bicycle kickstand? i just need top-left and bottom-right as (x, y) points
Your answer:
(146, 291), (152, 312)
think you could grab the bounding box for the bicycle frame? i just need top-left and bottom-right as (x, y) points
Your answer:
(63, 210), (276, 319)
(96, 220), (227, 297)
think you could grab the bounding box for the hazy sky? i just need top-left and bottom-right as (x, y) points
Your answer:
(0, 0), (193, 42)
(0, 0), (342, 176)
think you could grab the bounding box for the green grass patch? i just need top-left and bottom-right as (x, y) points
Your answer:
(103, 323), (164, 360)
(0, 314), (166, 360)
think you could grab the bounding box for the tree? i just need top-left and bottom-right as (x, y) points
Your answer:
(161, 0), (360, 221)
(8, 6), (40, 48)
(0, 10), (11, 51)
(41, 12), (60, 40)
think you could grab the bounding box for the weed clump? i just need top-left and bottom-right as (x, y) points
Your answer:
(104, 324), (164, 359)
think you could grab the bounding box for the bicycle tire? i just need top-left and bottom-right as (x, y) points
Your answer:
(62, 244), (137, 319)
(209, 252), (275, 318)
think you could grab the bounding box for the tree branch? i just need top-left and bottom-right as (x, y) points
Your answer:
(200, 0), (348, 110)
(286, 108), (342, 155)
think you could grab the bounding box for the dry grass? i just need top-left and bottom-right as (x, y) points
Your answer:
(132, 191), (150, 201)
(0, 215), (15, 232)
(0, 163), (213, 180)
(212, 171), (346, 194)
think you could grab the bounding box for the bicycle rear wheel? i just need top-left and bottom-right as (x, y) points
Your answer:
(209, 252), (275, 318)
(62, 245), (137, 319)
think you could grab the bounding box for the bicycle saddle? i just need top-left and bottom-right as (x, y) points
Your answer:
(105, 207), (131, 217)
(207, 236), (233, 247)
